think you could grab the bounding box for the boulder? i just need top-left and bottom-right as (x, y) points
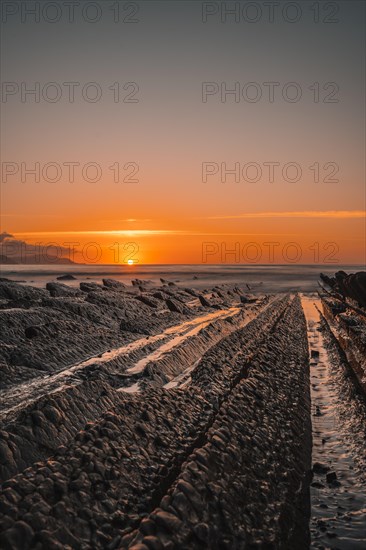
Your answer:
(46, 282), (81, 298)
(56, 274), (77, 281)
(320, 271), (366, 308)
(102, 279), (126, 290)
(0, 281), (47, 302)
(80, 282), (102, 293)
(166, 299), (184, 314)
(198, 295), (211, 308)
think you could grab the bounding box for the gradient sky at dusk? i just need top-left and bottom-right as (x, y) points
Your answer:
(1, 1), (365, 264)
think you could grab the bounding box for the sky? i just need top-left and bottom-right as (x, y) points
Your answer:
(1, 0), (365, 265)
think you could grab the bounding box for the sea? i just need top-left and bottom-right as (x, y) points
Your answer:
(0, 264), (365, 293)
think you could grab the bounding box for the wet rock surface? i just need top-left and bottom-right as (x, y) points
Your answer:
(0, 280), (256, 474)
(124, 295), (311, 549)
(0, 285), (314, 549)
(3, 275), (364, 548)
(303, 295), (366, 549)
(321, 289), (366, 395)
(0, 279), (203, 390)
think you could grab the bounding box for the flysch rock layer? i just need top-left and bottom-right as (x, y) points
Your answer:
(0, 291), (311, 549)
(321, 294), (366, 395)
(124, 294), (311, 550)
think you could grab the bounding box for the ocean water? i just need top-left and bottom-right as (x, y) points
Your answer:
(0, 264), (364, 293)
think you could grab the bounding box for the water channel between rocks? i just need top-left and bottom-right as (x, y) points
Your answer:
(301, 295), (366, 549)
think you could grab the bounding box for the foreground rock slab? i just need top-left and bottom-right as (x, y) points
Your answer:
(0, 292), (312, 549)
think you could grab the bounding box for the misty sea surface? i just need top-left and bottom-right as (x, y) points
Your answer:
(1, 264), (364, 293)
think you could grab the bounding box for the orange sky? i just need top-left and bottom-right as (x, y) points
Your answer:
(1, 2), (365, 266)
(3, 211), (364, 265)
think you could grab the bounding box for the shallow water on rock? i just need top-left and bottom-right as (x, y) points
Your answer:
(126, 307), (240, 375)
(302, 295), (366, 549)
(0, 307), (242, 419)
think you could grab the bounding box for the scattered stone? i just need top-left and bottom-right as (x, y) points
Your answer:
(313, 462), (330, 475)
(25, 326), (40, 339)
(56, 274), (77, 281)
(326, 471), (338, 483)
